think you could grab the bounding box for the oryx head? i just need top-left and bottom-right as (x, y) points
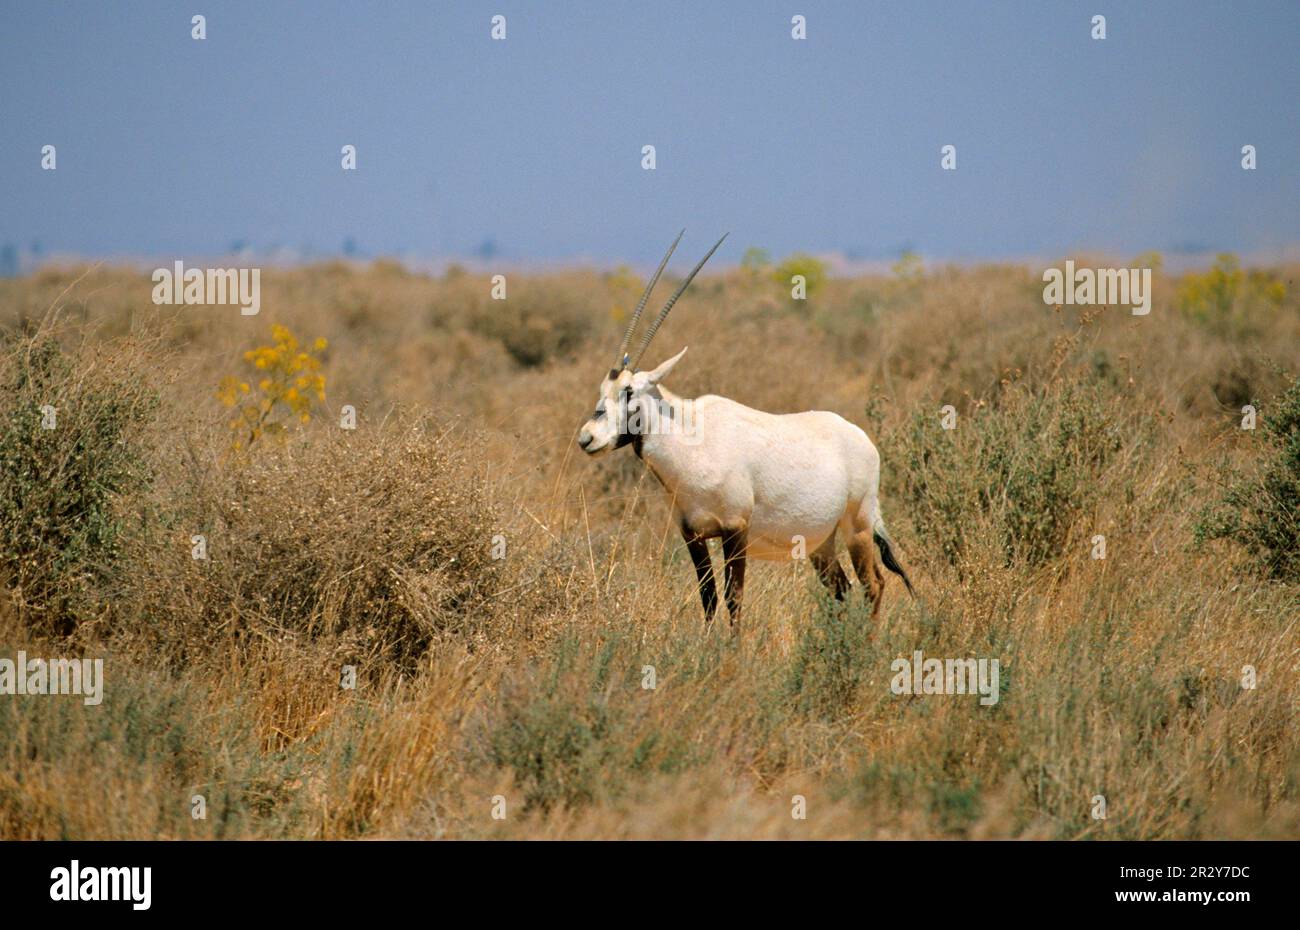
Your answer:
(578, 231), (726, 456)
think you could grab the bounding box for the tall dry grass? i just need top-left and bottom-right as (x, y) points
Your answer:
(0, 256), (1296, 839)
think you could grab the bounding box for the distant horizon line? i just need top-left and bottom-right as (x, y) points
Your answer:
(4, 244), (1298, 279)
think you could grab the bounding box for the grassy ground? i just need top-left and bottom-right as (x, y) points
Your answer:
(0, 255), (1296, 839)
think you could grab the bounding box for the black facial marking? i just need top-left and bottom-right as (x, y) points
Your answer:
(611, 383), (670, 453)
(613, 387), (636, 449)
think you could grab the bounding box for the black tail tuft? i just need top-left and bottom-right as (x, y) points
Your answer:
(873, 531), (915, 597)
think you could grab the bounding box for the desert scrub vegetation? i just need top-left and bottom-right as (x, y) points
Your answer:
(893, 360), (1137, 573)
(772, 252), (829, 300)
(475, 631), (702, 813)
(1176, 253), (1287, 333)
(0, 324), (158, 638)
(784, 591), (880, 721)
(0, 257), (1296, 839)
(123, 417), (505, 670)
(443, 271), (607, 368)
(1196, 373), (1300, 581)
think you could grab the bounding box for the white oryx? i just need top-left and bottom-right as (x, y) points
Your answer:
(577, 231), (914, 625)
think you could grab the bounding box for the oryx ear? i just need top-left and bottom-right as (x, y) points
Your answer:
(641, 346), (688, 385)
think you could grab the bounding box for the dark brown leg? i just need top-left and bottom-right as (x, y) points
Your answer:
(809, 535), (850, 600)
(683, 531), (718, 622)
(720, 528), (748, 626)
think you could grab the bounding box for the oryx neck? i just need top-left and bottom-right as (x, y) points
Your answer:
(632, 385), (694, 463)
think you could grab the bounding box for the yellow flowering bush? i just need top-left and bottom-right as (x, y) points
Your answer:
(773, 252), (828, 300)
(1175, 253), (1286, 325)
(218, 324), (327, 449)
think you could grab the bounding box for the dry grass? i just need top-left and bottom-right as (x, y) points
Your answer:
(0, 256), (1296, 839)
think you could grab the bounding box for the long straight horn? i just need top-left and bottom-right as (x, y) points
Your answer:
(616, 229), (684, 368)
(630, 233), (728, 369)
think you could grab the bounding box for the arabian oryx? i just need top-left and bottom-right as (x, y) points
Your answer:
(577, 231), (914, 626)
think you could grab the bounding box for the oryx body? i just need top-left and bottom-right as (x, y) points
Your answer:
(578, 232), (914, 625)
(641, 392), (880, 561)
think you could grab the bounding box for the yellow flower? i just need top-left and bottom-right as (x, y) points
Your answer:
(220, 324), (330, 452)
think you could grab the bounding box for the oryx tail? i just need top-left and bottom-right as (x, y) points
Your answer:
(869, 499), (915, 596)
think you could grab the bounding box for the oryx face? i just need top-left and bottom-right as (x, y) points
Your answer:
(578, 368), (635, 455)
(575, 230), (726, 457)
(577, 349), (689, 455)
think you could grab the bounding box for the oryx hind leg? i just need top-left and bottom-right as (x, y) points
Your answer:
(847, 530), (885, 619)
(845, 497), (886, 618)
(808, 533), (850, 601)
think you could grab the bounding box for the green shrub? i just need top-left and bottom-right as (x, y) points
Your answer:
(784, 592), (875, 721)
(894, 378), (1125, 572)
(0, 335), (157, 636)
(1195, 375), (1300, 581)
(481, 635), (695, 812)
(773, 253), (828, 300)
(0, 660), (310, 838)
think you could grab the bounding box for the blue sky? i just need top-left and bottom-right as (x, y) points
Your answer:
(1, 0), (1296, 265)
